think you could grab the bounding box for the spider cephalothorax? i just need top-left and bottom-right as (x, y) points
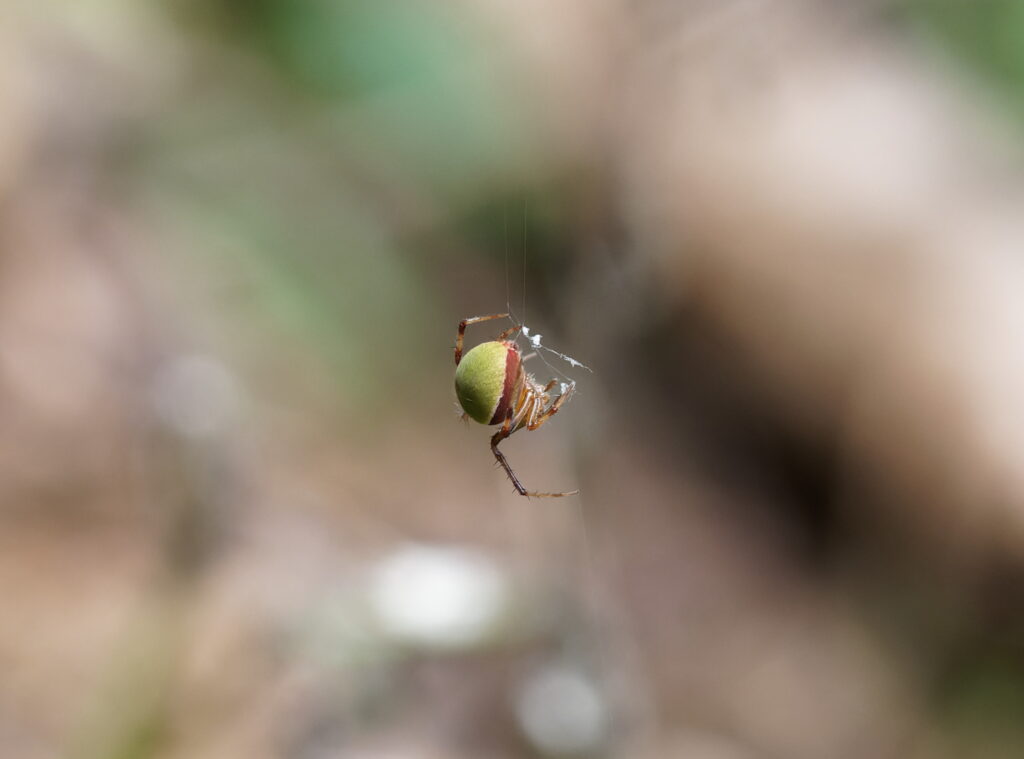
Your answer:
(454, 313), (577, 497)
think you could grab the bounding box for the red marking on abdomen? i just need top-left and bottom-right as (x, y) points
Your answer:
(488, 343), (522, 425)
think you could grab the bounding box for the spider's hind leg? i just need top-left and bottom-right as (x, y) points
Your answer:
(490, 407), (577, 498)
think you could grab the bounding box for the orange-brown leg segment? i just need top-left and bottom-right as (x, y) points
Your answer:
(490, 405), (579, 498)
(510, 387), (532, 431)
(494, 324), (524, 343)
(519, 381), (554, 431)
(527, 380), (575, 432)
(455, 313), (510, 365)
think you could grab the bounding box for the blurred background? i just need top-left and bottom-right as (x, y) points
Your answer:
(7, 1), (1024, 757)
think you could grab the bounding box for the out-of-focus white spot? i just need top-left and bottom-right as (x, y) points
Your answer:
(369, 544), (509, 651)
(152, 354), (238, 439)
(516, 665), (608, 756)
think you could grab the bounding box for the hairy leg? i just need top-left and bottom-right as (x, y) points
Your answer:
(490, 407), (578, 498)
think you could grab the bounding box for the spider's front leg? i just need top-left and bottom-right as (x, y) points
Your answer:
(454, 313), (510, 365)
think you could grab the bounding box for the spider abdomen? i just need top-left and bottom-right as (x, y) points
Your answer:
(454, 340), (523, 425)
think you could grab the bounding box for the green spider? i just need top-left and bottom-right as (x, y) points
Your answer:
(454, 313), (578, 497)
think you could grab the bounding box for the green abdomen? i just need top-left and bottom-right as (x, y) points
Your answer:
(455, 341), (519, 424)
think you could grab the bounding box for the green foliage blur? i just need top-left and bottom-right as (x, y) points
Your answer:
(133, 0), (572, 424)
(904, 0), (1024, 124)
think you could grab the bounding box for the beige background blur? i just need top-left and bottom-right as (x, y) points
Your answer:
(4, 1), (1024, 758)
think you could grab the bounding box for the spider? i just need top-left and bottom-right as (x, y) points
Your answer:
(454, 313), (578, 497)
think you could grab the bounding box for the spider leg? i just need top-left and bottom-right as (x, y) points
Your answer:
(527, 380), (575, 431)
(527, 392), (543, 428)
(490, 406), (578, 498)
(509, 387), (532, 431)
(455, 313), (510, 365)
(494, 324), (524, 343)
